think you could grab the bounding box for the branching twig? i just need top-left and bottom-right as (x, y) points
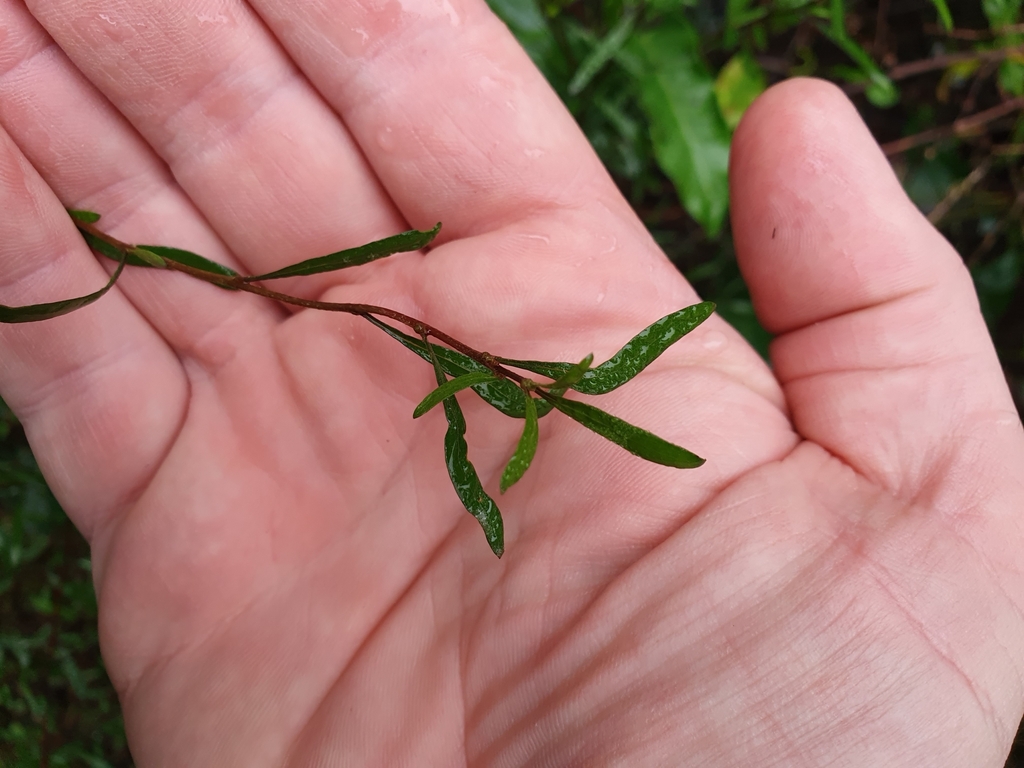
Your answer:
(881, 96), (1024, 155)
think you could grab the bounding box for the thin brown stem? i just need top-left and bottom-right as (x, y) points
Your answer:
(76, 219), (531, 386)
(881, 96), (1024, 155)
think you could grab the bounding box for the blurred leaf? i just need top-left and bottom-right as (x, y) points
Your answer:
(413, 371), (500, 418)
(717, 297), (772, 358)
(0, 251), (127, 324)
(929, 0), (954, 31)
(714, 53), (767, 130)
(365, 317), (554, 418)
(486, 0), (570, 86)
(999, 58), (1024, 96)
(972, 246), (1023, 327)
(66, 209), (100, 224)
(983, 0), (1022, 27)
(545, 394), (705, 467)
(820, 25), (899, 107)
(567, 7), (636, 95)
(500, 392), (539, 492)
(243, 223), (440, 282)
(628, 22), (731, 236)
(424, 343), (505, 557)
(499, 301), (716, 394)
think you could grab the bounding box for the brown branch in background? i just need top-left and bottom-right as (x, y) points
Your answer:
(925, 22), (1024, 40)
(887, 44), (1024, 81)
(882, 96), (1024, 155)
(928, 158), (992, 226)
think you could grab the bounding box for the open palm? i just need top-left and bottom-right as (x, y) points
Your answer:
(2, 1), (1024, 765)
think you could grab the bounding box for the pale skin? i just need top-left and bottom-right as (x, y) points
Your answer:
(1, 0), (1023, 765)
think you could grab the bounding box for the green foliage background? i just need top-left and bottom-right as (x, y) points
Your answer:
(1, 0), (1022, 763)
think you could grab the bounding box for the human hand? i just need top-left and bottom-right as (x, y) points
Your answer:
(2, 1), (1023, 765)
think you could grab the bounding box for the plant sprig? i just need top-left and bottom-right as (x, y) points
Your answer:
(3, 210), (714, 557)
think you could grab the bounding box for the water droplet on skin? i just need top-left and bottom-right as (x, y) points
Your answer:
(441, 0), (461, 26)
(526, 234), (550, 244)
(702, 331), (726, 351)
(377, 127), (395, 151)
(596, 291), (606, 304)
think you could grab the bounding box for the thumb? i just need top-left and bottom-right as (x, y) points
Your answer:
(729, 77), (1024, 551)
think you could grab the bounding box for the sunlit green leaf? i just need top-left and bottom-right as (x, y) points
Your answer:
(628, 22), (731, 236)
(425, 343), (504, 557)
(66, 209), (100, 224)
(545, 394), (704, 468)
(243, 223), (441, 282)
(501, 392), (539, 493)
(714, 53), (767, 131)
(499, 302), (716, 394)
(365, 317), (554, 419)
(567, 8), (636, 95)
(0, 250), (127, 324)
(413, 372), (500, 418)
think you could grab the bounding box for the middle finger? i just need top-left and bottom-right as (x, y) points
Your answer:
(23, 0), (409, 292)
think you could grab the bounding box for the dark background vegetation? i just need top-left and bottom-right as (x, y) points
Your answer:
(1, 0), (1022, 764)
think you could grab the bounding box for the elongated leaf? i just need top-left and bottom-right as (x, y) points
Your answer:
(567, 8), (636, 96)
(499, 301), (716, 395)
(485, 0), (570, 87)
(414, 372), (499, 418)
(930, 0), (953, 30)
(500, 392), (539, 493)
(66, 209), (100, 224)
(628, 23), (731, 236)
(244, 223), (440, 282)
(0, 250), (127, 323)
(129, 247), (167, 268)
(77, 223), (241, 288)
(425, 343), (504, 557)
(137, 244), (240, 280)
(545, 394), (704, 468)
(546, 353), (593, 390)
(365, 316), (555, 419)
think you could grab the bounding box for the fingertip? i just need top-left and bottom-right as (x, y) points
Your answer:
(729, 77), (961, 335)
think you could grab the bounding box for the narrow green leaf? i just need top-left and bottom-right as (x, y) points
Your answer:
(485, 0), (571, 87)
(567, 8), (636, 96)
(628, 23), (731, 236)
(414, 372), (500, 418)
(930, 0), (953, 31)
(137, 244), (240, 280)
(820, 25), (899, 108)
(545, 394), (704, 469)
(129, 246), (167, 268)
(243, 223), (440, 282)
(545, 353), (594, 390)
(425, 342), (505, 557)
(66, 209), (100, 224)
(0, 249), (127, 324)
(499, 301), (716, 395)
(500, 392), (539, 493)
(364, 316), (555, 419)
